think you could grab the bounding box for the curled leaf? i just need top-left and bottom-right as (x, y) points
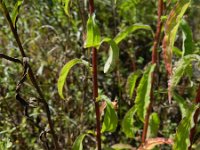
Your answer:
(162, 0), (191, 75)
(57, 58), (89, 99)
(114, 24), (153, 44)
(98, 38), (119, 73)
(84, 14), (101, 48)
(72, 134), (87, 150)
(11, 0), (23, 28)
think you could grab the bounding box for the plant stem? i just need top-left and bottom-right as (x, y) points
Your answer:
(88, 0), (101, 149)
(0, 2), (60, 149)
(189, 84), (200, 150)
(141, 0), (163, 143)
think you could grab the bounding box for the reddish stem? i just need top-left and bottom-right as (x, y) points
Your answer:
(88, 0), (101, 149)
(141, 0), (164, 143)
(189, 84), (200, 150)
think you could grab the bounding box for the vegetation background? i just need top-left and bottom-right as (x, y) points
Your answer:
(0, 0), (200, 150)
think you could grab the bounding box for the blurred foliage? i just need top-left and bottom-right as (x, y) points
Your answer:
(0, 0), (200, 149)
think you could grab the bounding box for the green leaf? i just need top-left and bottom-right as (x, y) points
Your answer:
(126, 70), (142, 99)
(72, 134), (87, 150)
(162, 0), (191, 75)
(98, 38), (119, 73)
(101, 97), (118, 133)
(57, 58), (89, 99)
(135, 64), (156, 122)
(147, 113), (160, 138)
(173, 47), (182, 57)
(121, 106), (137, 138)
(173, 104), (199, 150)
(84, 14), (101, 48)
(180, 19), (194, 56)
(11, 0), (23, 28)
(64, 0), (70, 16)
(114, 24), (153, 44)
(170, 54), (200, 93)
(173, 92), (188, 118)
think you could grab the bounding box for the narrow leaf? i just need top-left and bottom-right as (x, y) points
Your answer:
(72, 134), (87, 150)
(147, 113), (160, 138)
(173, 104), (199, 150)
(64, 0), (70, 16)
(98, 38), (119, 73)
(57, 58), (89, 99)
(11, 0), (23, 28)
(121, 106), (137, 138)
(111, 143), (134, 150)
(114, 24), (153, 44)
(101, 96), (118, 133)
(180, 19), (194, 56)
(162, 0), (191, 75)
(84, 14), (101, 48)
(135, 64), (156, 122)
(126, 70), (142, 99)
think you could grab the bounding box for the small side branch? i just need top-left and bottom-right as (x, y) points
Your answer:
(0, 54), (22, 64)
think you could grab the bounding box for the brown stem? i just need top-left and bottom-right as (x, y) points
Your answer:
(88, 0), (101, 149)
(0, 2), (60, 149)
(189, 84), (200, 150)
(141, 0), (164, 143)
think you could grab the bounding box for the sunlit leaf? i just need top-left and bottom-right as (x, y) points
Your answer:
(147, 113), (160, 138)
(173, 104), (199, 150)
(138, 138), (173, 150)
(162, 0), (191, 75)
(98, 38), (119, 73)
(114, 24), (153, 44)
(126, 70), (142, 99)
(170, 54), (200, 93)
(180, 19), (194, 56)
(84, 14), (101, 48)
(135, 64), (156, 122)
(173, 47), (182, 57)
(121, 106), (137, 138)
(101, 95), (118, 133)
(11, 0), (23, 28)
(64, 0), (70, 16)
(72, 134), (87, 150)
(57, 58), (89, 99)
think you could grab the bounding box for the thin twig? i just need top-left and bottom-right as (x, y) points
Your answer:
(141, 0), (164, 143)
(0, 54), (22, 64)
(0, 2), (60, 149)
